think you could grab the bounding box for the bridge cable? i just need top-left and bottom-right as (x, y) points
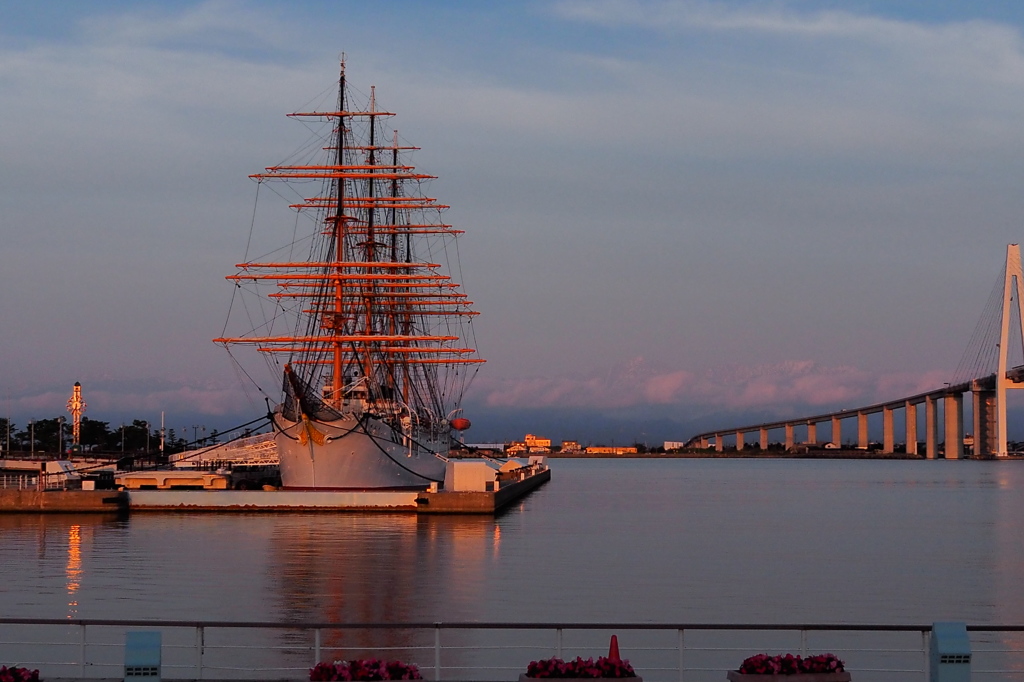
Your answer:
(951, 265), (1006, 386)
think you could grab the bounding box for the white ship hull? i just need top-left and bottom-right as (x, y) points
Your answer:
(275, 410), (448, 490)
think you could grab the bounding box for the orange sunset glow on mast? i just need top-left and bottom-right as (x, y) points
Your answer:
(215, 58), (483, 490)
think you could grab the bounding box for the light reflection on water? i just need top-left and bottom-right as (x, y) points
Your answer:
(1, 459), (1023, 678)
(65, 524), (81, 618)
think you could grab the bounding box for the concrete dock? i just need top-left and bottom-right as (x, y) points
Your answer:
(0, 489), (128, 513)
(127, 488), (421, 511)
(416, 466), (551, 513)
(126, 466), (550, 513)
(0, 465), (550, 515)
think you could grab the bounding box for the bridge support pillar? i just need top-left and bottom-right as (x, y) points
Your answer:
(680, 246), (1024, 459)
(905, 401), (918, 456)
(973, 386), (997, 457)
(925, 396), (939, 459)
(699, 436), (709, 449)
(883, 407), (894, 454)
(995, 243), (1024, 457)
(944, 392), (964, 459)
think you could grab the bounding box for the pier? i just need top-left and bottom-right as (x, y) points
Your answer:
(0, 459), (550, 514)
(0, 489), (126, 513)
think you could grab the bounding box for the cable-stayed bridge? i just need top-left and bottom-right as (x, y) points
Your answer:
(685, 244), (1024, 458)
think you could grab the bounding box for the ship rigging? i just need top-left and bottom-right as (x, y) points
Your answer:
(215, 60), (484, 489)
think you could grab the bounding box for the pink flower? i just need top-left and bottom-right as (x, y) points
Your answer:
(0, 668), (40, 682)
(737, 653), (845, 675)
(310, 659), (421, 681)
(525, 656), (637, 678)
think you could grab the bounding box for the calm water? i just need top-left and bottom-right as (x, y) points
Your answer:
(1, 459), (1023, 679)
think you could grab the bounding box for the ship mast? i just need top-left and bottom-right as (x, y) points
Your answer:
(214, 60), (484, 422)
(331, 60), (348, 407)
(363, 86), (378, 391)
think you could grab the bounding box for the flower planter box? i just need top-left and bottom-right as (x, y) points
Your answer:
(520, 671), (638, 675)
(726, 673), (851, 682)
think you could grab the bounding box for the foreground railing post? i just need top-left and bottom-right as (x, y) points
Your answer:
(677, 629), (685, 682)
(921, 630), (929, 682)
(800, 629), (807, 657)
(196, 625), (204, 680)
(79, 624), (86, 678)
(556, 628), (562, 658)
(314, 628), (321, 664)
(434, 625), (441, 681)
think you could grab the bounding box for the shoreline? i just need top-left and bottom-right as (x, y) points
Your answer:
(545, 450), (1020, 460)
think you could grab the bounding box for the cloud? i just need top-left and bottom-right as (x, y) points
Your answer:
(3, 0), (1023, 440)
(554, 0), (1016, 47)
(82, 384), (253, 417)
(544, 0), (1024, 163)
(0, 377), (263, 429)
(469, 357), (942, 417)
(643, 370), (692, 403)
(77, 0), (289, 49)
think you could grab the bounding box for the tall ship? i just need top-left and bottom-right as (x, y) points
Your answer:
(215, 60), (484, 490)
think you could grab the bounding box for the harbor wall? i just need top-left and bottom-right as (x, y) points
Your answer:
(0, 469), (551, 514)
(0, 489), (127, 513)
(416, 466), (551, 513)
(127, 489), (420, 511)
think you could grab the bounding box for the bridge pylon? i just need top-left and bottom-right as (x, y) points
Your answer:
(684, 244), (1024, 458)
(993, 243), (1024, 457)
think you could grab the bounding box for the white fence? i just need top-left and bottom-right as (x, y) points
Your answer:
(0, 473), (38, 489)
(1, 619), (1023, 681)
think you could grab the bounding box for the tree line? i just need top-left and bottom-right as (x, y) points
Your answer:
(0, 417), (224, 456)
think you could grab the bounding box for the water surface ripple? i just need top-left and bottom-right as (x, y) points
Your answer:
(2, 459), (1021, 626)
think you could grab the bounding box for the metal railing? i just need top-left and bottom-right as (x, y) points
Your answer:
(0, 473), (38, 489)
(1, 619), (1023, 681)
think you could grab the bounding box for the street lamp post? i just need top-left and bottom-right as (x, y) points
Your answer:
(30, 419), (35, 457)
(57, 417), (65, 456)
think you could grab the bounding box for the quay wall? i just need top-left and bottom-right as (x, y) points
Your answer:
(417, 466), (551, 513)
(0, 489), (127, 513)
(0, 468), (552, 514)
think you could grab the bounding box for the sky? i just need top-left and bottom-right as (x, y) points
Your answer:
(5, 0), (1024, 444)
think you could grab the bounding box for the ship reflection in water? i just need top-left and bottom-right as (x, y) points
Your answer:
(270, 514), (502, 662)
(0, 511), (509, 673)
(3, 461), (1024, 676)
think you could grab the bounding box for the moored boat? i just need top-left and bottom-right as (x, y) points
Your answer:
(215, 59), (484, 490)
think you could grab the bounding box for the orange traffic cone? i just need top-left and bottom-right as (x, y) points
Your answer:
(608, 635), (621, 661)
